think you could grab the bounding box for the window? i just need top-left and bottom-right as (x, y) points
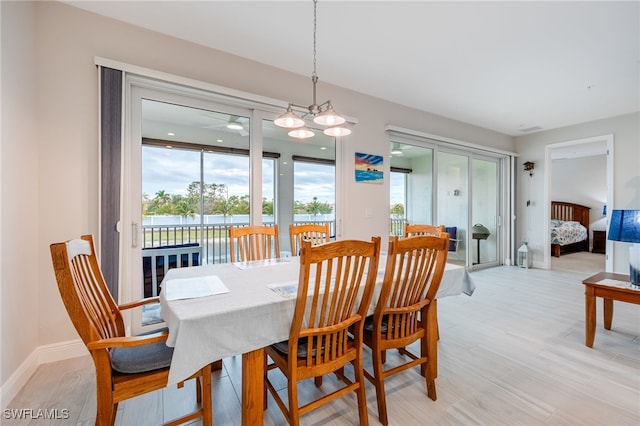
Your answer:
(293, 159), (336, 241)
(125, 81), (342, 332)
(389, 170), (407, 236)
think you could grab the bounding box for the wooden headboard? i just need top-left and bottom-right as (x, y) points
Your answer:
(551, 201), (590, 229)
(550, 201), (591, 257)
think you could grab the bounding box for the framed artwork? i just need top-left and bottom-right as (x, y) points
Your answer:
(355, 152), (383, 184)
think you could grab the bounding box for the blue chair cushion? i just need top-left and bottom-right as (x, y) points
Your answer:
(444, 226), (458, 251)
(110, 328), (173, 374)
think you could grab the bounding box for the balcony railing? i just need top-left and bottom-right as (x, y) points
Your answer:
(390, 218), (406, 237)
(142, 223), (237, 265)
(141, 220), (337, 299)
(142, 243), (202, 298)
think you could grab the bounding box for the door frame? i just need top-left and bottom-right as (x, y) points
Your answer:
(124, 78), (260, 334)
(543, 134), (614, 270)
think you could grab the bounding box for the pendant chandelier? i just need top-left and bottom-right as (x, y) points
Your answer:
(274, 0), (351, 139)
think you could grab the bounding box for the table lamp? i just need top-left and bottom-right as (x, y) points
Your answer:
(608, 209), (640, 288)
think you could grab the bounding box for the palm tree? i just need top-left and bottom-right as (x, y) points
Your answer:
(154, 190), (171, 209)
(175, 199), (196, 218)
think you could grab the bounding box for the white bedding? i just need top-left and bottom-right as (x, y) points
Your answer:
(550, 220), (588, 246)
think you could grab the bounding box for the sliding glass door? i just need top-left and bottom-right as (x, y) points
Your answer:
(389, 142), (434, 236)
(471, 156), (499, 266)
(389, 137), (506, 269)
(125, 79), (340, 332)
(437, 151), (469, 265)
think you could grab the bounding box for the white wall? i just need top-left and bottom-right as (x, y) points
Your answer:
(551, 155), (608, 238)
(515, 112), (640, 270)
(1, 0), (514, 395)
(1, 0), (40, 396)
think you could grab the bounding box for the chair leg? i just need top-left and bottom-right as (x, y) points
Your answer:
(353, 357), (369, 426)
(424, 303), (438, 401)
(201, 365), (213, 426)
(288, 379), (300, 426)
(314, 375), (323, 387)
(371, 349), (388, 426)
(263, 352), (269, 410)
(95, 387), (115, 426)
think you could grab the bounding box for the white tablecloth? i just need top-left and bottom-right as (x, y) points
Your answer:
(160, 258), (475, 384)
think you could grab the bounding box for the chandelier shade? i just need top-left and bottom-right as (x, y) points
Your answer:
(274, 0), (350, 139)
(313, 103), (346, 126)
(324, 126), (351, 137)
(274, 105), (305, 129)
(288, 127), (315, 139)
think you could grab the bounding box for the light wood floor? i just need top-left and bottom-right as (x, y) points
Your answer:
(6, 258), (639, 425)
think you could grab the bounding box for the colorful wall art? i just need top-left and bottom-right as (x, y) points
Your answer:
(355, 152), (383, 184)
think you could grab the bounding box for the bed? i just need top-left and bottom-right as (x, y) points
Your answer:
(550, 201), (590, 257)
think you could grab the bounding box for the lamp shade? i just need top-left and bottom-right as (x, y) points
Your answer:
(323, 125), (351, 137)
(288, 127), (315, 139)
(274, 105), (305, 129)
(608, 210), (640, 243)
(313, 103), (346, 126)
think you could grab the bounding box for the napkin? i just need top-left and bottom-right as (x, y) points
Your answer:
(164, 275), (229, 301)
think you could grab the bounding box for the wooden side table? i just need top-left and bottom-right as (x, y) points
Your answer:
(581, 272), (639, 347)
(592, 230), (606, 253)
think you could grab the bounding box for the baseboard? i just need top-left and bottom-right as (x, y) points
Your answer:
(36, 339), (87, 365)
(1, 339), (86, 409)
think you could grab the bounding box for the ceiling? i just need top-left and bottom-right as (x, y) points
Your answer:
(64, 1), (639, 137)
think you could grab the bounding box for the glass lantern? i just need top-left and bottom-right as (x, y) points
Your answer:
(517, 242), (532, 268)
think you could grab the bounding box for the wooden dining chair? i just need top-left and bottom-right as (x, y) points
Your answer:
(228, 224), (280, 262)
(404, 223), (445, 237)
(288, 223), (330, 255)
(264, 237), (382, 426)
(363, 234), (449, 426)
(50, 235), (212, 426)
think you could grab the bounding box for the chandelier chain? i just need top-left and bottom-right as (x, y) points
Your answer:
(273, 0), (350, 138)
(312, 0), (317, 78)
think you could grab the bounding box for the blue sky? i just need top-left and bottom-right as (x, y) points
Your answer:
(143, 146), (335, 203)
(143, 146), (404, 206)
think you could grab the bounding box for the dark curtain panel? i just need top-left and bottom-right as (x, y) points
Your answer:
(100, 67), (123, 298)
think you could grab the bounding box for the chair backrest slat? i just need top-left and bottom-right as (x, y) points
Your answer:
(229, 224), (280, 262)
(50, 235), (124, 346)
(289, 223), (330, 256)
(378, 234), (448, 340)
(293, 237), (381, 367)
(404, 223), (445, 238)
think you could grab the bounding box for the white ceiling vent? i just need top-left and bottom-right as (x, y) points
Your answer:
(519, 126), (543, 133)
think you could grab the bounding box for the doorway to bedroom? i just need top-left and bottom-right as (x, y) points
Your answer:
(546, 135), (613, 273)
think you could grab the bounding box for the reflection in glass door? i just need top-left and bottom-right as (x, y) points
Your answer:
(388, 142), (434, 236)
(437, 152), (469, 265)
(137, 97), (253, 328)
(471, 157), (499, 266)
(389, 137), (506, 268)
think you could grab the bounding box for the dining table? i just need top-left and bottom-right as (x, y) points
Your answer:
(159, 255), (475, 425)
